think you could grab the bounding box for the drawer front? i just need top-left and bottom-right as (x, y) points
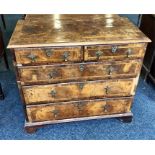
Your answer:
(26, 97), (133, 122)
(22, 79), (136, 104)
(15, 47), (82, 65)
(84, 43), (146, 61)
(18, 60), (142, 85)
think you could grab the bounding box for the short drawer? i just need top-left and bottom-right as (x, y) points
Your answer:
(14, 46), (83, 65)
(26, 97), (133, 122)
(84, 43), (146, 61)
(18, 60), (142, 85)
(22, 78), (137, 105)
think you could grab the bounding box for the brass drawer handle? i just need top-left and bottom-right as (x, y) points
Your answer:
(45, 49), (53, 57)
(111, 45), (118, 53)
(48, 70), (57, 79)
(104, 86), (110, 94)
(50, 90), (57, 97)
(96, 50), (103, 59)
(126, 49), (132, 58)
(27, 53), (37, 62)
(102, 104), (111, 112)
(79, 64), (85, 72)
(62, 51), (69, 61)
(51, 109), (60, 118)
(108, 66), (114, 75)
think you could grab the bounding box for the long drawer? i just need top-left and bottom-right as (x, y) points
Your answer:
(22, 78), (137, 104)
(18, 60), (142, 85)
(14, 46), (82, 65)
(84, 43), (146, 61)
(26, 97), (133, 122)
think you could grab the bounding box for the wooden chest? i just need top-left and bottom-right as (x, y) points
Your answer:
(8, 14), (150, 133)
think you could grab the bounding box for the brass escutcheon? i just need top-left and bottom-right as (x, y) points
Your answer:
(51, 109), (59, 117)
(78, 83), (85, 90)
(126, 49), (132, 58)
(48, 70), (58, 79)
(79, 64), (85, 72)
(105, 86), (110, 94)
(102, 104), (111, 112)
(50, 90), (57, 97)
(108, 66), (114, 75)
(63, 51), (69, 61)
(45, 49), (53, 57)
(111, 45), (118, 53)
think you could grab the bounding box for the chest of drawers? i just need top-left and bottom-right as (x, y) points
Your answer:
(8, 14), (150, 133)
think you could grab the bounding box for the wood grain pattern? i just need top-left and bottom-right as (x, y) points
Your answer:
(25, 112), (133, 127)
(18, 60), (142, 85)
(22, 78), (136, 104)
(84, 43), (147, 61)
(14, 46), (82, 65)
(25, 14), (120, 21)
(7, 15), (150, 131)
(26, 97), (133, 122)
(8, 15), (150, 48)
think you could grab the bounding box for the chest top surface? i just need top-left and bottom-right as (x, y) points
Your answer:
(8, 14), (150, 48)
(24, 14), (120, 21)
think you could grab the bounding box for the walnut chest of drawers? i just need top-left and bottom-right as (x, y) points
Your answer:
(8, 14), (150, 133)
